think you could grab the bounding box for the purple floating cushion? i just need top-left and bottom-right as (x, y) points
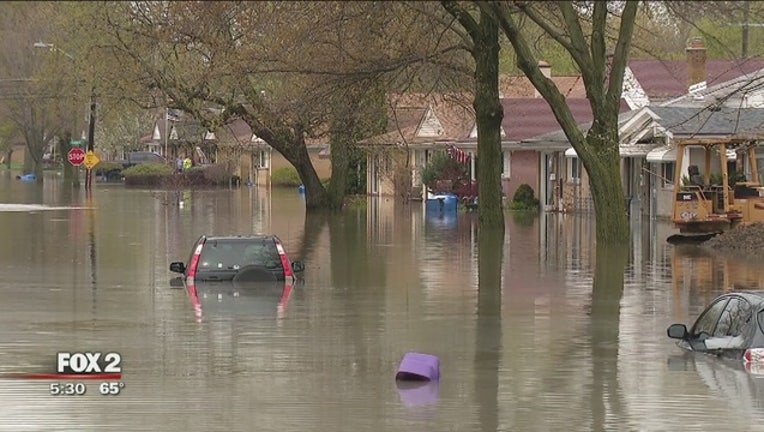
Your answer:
(395, 352), (440, 381)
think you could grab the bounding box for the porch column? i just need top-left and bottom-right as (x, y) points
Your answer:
(470, 151), (476, 182)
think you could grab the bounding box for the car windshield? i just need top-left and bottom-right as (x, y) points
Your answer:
(197, 238), (281, 272)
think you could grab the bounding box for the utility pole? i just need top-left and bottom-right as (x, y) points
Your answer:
(85, 87), (96, 191)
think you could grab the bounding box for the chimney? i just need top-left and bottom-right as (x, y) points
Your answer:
(686, 37), (707, 90)
(536, 61), (552, 98)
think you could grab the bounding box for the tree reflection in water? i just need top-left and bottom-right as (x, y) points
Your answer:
(589, 243), (628, 431)
(476, 227), (504, 432)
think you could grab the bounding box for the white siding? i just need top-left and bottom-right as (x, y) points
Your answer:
(416, 108), (444, 137)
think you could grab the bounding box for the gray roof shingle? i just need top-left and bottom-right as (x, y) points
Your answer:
(648, 106), (764, 138)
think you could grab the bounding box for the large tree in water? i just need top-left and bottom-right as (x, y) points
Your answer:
(486, 1), (638, 245)
(441, 2), (505, 232)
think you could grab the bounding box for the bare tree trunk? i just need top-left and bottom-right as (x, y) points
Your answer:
(442, 1), (505, 232)
(472, 7), (505, 232)
(237, 110), (329, 209)
(290, 143), (328, 209)
(487, 0), (638, 245)
(584, 121), (629, 244)
(328, 122), (352, 210)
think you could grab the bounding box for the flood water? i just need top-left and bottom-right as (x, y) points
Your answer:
(1, 171), (764, 431)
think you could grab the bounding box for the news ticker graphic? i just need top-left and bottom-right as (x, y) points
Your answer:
(0, 352), (125, 396)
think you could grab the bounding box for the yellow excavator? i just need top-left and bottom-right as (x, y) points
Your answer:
(668, 138), (764, 243)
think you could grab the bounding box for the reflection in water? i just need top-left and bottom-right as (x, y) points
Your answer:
(2, 176), (764, 430)
(87, 191), (97, 319)
(476, 227), (504, 432)
(396, 379), (440, 408)
(693, 355), (764, 421)
(589, 244), (628, 432)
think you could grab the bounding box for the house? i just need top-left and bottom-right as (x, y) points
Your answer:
(527, 105), (764, 219)
(510, 37), (764, 214)
(362, 93), (476, 199)
(520, 108), (651, 213)
(360, 66), (593, 200)
(624, 37), (764, 108)
(641, 106), (764, 219)
(360, 90), (630, 206)
(211, 120), (330, 186)
(144, 111), (330, 185)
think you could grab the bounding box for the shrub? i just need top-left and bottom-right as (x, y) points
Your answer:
(420, 151), (468, 191)
(94, 161), (124, 175)
(272, 167), (302, 187)
(94, 161), (125, 181)
(509, 183), (539, 210)
(123, 163), (173, 186)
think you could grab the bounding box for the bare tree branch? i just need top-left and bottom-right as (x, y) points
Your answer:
(605, 1), (639, 114)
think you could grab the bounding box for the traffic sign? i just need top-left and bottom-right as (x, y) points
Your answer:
(83, 151), (100, 170)
(67, 148), (85, 166)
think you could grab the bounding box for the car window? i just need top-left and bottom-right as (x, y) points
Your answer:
(198, 239), (280, 271)
(722, 297), (754, 338)
(691, 298), (729, 340)
(702, 297), (754, 350)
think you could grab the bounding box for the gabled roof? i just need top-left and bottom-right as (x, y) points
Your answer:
(361, 93), (474, 146)
(647, 106), (764, 139)
(498, 98), (631, 142)
(660, 68), (764, 107)
(520, 108), (646, 148)
(522, 105), (764, 154)
(628, 59), (764, 100)
(499, 74), (586, 98)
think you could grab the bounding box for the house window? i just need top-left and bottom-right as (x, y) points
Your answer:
(661, 162), (675, 187)
(258, 150), (269, 168)
(567, 158), (581, 181)
(501, 151), (511, 178)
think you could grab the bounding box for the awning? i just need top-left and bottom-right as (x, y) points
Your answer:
(646, 145), (676, 162)
(564, 147), (577, 158)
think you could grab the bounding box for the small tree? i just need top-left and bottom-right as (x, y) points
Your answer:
(420, 151), (469, 192)
(509, 183), (540, 210)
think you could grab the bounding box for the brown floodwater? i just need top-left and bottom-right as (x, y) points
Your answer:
(1, 171), (764, 431)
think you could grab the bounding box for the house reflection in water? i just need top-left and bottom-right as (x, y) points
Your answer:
(671, 245), (764, 321)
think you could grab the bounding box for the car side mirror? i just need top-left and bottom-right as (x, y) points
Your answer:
(667, 323), (688, 340)
(169, 262), (186, 274)
(291, 260), (305, 273)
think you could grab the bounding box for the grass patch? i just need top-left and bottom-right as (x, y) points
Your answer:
(271, 167), (302, 187)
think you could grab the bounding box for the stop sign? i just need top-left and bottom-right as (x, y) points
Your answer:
(67, 148), (85, 166)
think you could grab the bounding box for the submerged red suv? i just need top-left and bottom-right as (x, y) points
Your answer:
(169, 235), (305, 321)
(169, 235), (305, 283)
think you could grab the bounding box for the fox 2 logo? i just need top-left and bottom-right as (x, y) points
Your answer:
(57, 352), (122, 374)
